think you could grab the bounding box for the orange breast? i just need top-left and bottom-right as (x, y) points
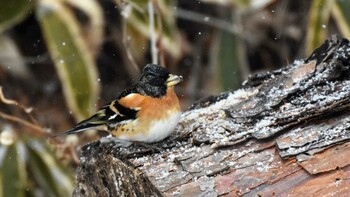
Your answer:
(111, 87), (180, 139)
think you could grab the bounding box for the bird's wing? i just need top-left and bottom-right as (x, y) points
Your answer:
(57, 86), (147, 136)
(58, 100), (143, 137)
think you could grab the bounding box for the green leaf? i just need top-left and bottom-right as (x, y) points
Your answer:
(306, 0), (334, 56)
(63, 0), (104, 57)
(36, 0), (100, 120)
(26, 140), (74, 196)
(0, 0), (32, 33)
(0, 34), (32, 80)
(332, 0), (350, 38)
(217, 30), (245, 91)
(0, 142), (27, 197)
(0, 135), (73, 197)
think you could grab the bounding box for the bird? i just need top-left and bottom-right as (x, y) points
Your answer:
(57, 64), (182, 144)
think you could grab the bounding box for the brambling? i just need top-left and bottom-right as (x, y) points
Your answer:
(58, 64), (182, 143)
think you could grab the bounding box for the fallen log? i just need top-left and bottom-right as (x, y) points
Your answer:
(73, 35), (350, 197)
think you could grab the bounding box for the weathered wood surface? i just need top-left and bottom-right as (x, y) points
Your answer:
(73, 35), (350, 197)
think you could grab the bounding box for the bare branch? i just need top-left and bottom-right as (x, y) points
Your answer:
(0, 86), (48, 137)
(0, 86), (18, 105)
(148, 0), (158, 64)
(154, 0), (165, 66)
(175, 8), (241, 35)
(120, 3), (140, 76)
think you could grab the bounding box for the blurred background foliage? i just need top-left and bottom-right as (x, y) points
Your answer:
(0, 0), (349, 196)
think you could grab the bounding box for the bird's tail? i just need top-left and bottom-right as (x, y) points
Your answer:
(60, 124), (99, 136)
(53, 114), (106, 137)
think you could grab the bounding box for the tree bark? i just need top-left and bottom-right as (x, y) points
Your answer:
(73, 35), (350, 196)
(73, 140), (162, 197)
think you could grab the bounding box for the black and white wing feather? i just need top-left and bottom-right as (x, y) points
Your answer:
(58, 87), (139, 136)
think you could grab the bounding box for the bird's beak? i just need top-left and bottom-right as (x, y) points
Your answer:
(166, 74), (183, 87)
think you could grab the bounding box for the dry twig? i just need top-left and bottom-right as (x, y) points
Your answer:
(0, 86), (48, 137)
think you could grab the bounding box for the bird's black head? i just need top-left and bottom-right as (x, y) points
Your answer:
(136, 64), (182, 97)
(140, 64), (170, 86)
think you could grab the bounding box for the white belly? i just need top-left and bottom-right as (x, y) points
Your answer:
(119, 112), (181, 143)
